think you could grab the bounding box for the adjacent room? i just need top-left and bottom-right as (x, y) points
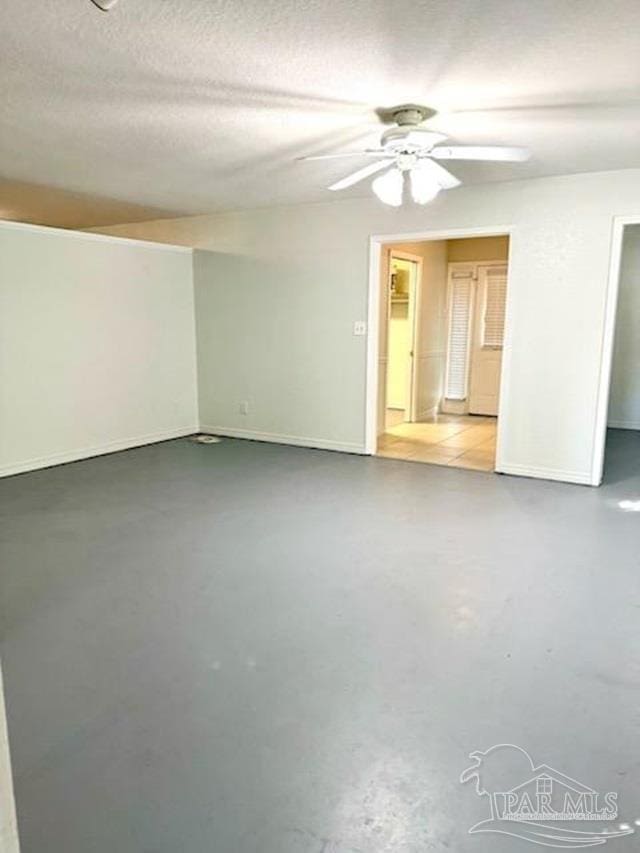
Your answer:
(376, 234), (509, 471)
(1, 3), (640, 853)
(604, 223), (640, 482)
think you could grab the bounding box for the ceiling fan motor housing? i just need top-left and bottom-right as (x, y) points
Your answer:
(377, 103), (437, 125)
(379, 104), (442, 150)
(381, 126), (447, 151)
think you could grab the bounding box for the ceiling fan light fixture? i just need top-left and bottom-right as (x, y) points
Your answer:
(410, 168), (441, 205)
(372, 168), (404, 207)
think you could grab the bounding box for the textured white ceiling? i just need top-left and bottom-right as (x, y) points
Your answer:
(3, 0), (640, 226)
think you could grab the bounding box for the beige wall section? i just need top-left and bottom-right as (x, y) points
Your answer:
(386, 301), (410, 410)
(447, 235), (510, 262)
(0, 224), (198, 477)
(0, 667), (19, 853)
(608, 224), (640, 429)
(0, 178), (176, 231)
(89, 168), (640, 484)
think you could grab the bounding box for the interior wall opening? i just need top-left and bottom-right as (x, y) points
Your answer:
(386, 254), (420, 426)
(602, 223), (640, 485)
(375, 234), (510, 472)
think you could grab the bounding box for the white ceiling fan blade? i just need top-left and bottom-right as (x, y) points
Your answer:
(90, 0), (120, 9)
(328, 159), (393, 191)
(417, 158), (461, 189)
(430, 145), (530, 162)
(298, 150), (385, 162)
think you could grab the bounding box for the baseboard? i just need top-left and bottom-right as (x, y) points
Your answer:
(200, 425), (367, 455)
(440, 399), (468, 415)
(607, 420), (640, 430)
(0, 425), (198, 479)
(497, 462), (593, 486)
(0, 425), (596, 485)
(416, 405), (439, 421)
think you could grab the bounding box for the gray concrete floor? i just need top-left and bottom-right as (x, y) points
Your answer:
(0, 430), (639, 853)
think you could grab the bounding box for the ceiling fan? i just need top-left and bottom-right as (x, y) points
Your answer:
(299, 104), (530, 206)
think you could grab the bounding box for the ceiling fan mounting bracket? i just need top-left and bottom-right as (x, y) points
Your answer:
(376, 104), (437, 126)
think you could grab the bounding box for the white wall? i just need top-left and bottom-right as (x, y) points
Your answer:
(191, 247), (363, 452)
(90, 168), (640, 484)
(608, 225), (640, 429)
(0, 224), (197, 477)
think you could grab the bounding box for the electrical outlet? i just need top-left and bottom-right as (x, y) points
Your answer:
(239, 401), (249, 415)
(353, 320), (367, 336)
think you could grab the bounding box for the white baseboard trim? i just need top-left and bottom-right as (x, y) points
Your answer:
(416, 405), (439, 421)
(0, 425), (198, 479)
(440, 399), (468, 415)
(497, 462), (593, 486)
(607, 420), (640, 430)
(200, 425), (367, 455)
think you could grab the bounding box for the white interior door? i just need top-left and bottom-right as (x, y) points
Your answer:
(468, 264), (508, 416)
(386, 255), (419, 421)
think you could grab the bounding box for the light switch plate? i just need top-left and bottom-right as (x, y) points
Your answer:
(353, 321), (367, 336)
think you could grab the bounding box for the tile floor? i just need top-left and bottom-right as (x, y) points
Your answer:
(378, 411), (497, 471)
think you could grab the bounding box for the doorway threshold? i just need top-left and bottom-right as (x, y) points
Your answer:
(377, 413), (496, 472)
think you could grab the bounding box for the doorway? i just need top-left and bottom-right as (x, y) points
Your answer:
(385, 253), (421, 427)
(371, 232), (511, 472)
(597, 221), (640, 486)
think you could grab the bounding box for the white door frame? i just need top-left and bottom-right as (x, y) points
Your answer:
(591, 215), (640, 485)
(0, 662), (20, 853)
(386, 249), (423, 423)
(366, 226), (516, 467)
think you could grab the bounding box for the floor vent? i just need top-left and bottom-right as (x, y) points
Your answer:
(191, 434), (222, 444)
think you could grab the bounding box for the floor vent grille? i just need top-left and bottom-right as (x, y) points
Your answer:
(191, 434), (222, 444)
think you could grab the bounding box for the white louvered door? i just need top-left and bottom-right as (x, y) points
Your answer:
(468, 264), (508, 415)
(444, 268), (475, 402)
